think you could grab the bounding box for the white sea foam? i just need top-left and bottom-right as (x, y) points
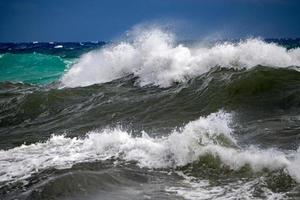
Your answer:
(166, 176), (288, 200)
(0, 111), (299, 185)
(54, 45), (63, 49)
(61, 27), (300, 88)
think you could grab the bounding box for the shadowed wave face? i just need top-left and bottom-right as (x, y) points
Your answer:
(1, 28), (300, 200)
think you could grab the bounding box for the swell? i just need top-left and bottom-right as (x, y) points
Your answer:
(1, 66), (300, 149)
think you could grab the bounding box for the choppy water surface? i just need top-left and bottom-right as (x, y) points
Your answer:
(1, 29), (300, 199)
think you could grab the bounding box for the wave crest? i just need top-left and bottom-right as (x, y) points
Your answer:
(62, 28), (300, 88)
(1, 110), (300, 185)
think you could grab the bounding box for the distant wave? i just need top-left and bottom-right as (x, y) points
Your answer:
(62, 28), (300, 88)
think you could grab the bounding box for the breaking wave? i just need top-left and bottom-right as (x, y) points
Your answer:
(62, 28), (300, 88)
(1, 111), (300, 185)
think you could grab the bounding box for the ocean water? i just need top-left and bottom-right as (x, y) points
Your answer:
(1, 28), (300, 199)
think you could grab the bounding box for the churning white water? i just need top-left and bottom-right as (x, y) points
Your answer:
(62, 28), (300, 88)
(1, 111), (300, 185)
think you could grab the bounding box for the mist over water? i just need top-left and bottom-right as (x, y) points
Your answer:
(1, 27), (300, 199)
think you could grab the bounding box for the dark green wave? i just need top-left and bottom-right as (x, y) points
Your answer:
(1, 66), (300, 149)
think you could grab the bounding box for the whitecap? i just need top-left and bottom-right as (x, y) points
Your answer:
(61, 27), (300, 88)
(1, 111), (299, 185)
(54, 45), (63, 49)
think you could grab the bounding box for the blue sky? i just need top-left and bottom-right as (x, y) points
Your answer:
(0, 0), (300, 42)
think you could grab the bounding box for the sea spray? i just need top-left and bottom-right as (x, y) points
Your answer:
(62, 28), (300, 88)
(1, 110), (299, 186)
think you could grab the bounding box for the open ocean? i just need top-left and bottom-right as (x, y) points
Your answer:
(1, 29), (300, 199)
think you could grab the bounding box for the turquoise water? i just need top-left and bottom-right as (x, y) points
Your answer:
(0, 53), (72, 84)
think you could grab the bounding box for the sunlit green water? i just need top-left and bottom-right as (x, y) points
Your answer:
(0, 53), (71, 84)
